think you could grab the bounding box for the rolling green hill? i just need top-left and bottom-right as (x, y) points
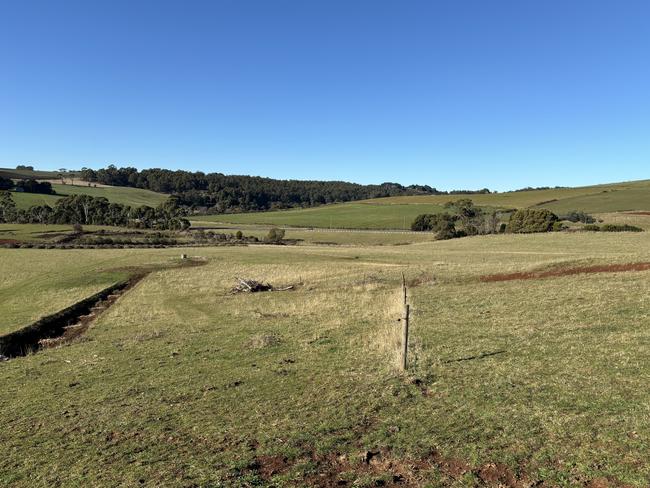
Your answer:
(200, 179), (650, 229)
(8, 183), (168, 209)
(196, 202), (449, 229)
(2, 167), (168, 208)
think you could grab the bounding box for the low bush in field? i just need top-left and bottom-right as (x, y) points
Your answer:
(581, 224), (643, 232)
(582, 224), (601, 232)
(266, 227), (285, 243)
(560, 210), (596, 224)
(508, 208), (559, 233)
(601, 224), (643, 232)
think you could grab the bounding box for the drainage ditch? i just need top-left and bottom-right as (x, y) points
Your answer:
(0, 273), (146, 358)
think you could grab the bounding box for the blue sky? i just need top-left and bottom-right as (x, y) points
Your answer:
(1, 0), (649, 191)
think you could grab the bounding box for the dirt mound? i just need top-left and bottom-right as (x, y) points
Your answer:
(481, 262), (650, 283)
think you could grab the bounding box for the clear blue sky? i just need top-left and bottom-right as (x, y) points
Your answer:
(1, 0), (649, 191)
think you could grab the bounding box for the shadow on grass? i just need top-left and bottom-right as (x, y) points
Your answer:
(443, 350), (506, 364)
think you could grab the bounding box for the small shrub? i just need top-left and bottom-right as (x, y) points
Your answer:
(552, 221), (565, 232)
(266, 228), (285, 243)
(436, 227), (458, 240)
(508, 208), (559, 233)
(235, 230), (243, 240)
(582, 224), (601, 232)
(72, 223), (84, 234)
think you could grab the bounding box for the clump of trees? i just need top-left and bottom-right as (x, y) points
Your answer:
(15, 179), (55, 194)
(508, 208), (559, 233)
(0, 176), (13, 191)
(0, 192), (189, 230)
(513, 186), (567, 192)
(411, 213), (458, 239)
(412, 199), (504, 239)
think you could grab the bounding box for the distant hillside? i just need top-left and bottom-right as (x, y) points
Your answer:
(2, 165), (489, 213)
(197, 179), (650, 229)
(76, 165), (474, 212)
(1, 167), (169, 209)
(362, 179), (650, 214)
(0, 168), (80, 180)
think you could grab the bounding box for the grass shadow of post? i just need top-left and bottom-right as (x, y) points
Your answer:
(401, 303), (410, 371)
(400, 272), (410, 372)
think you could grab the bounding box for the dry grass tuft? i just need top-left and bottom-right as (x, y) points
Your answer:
(247, 334), (282, 349)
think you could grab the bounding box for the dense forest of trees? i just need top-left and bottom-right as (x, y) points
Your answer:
(78, 166), (491, 213)
(0, 192), (189, 230)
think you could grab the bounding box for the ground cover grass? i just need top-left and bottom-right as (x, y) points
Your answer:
(2, 233), (650, 485)
(7, 191), (61, 209)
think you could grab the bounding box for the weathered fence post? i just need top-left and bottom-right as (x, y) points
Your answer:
(402, 272), (407, 305)
(401, 303), (410, 371)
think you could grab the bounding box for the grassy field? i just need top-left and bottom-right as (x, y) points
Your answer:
(9, 183), (168, 209)
(3, 233), (650, 485)
(365, 179), (650, 209)
(0, 222), (436, 247)
(198, 202), (450, 229)
(203, 179), (650, 229)
(0, 223), (133, 243)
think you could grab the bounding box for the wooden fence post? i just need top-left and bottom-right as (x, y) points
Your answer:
(401, 303), (410, 371)
(402, 272), (407, 305)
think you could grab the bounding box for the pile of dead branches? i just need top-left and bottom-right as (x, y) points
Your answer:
(230, 278), (294, 294)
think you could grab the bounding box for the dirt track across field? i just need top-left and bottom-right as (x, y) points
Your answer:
(481, 262), (650, 283)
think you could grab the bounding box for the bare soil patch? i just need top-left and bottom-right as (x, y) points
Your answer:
(481, 262), (650, 283)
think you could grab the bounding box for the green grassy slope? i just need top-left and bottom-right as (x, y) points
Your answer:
(9, 184), (168, 209)
(364, 179), (650, 208)
(50, 183), (169, 207)
(199, 202), (449, 229)
(541, 187), (650, 214)
(3, 234), (650, 485)
(203, 179), (650, 229)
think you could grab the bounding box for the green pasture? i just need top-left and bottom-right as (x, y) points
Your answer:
(202, 179), (650, 230)
(198, 202), (449, 229)
(3, 232), (650, 485)
(9, 183), (168, 210)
